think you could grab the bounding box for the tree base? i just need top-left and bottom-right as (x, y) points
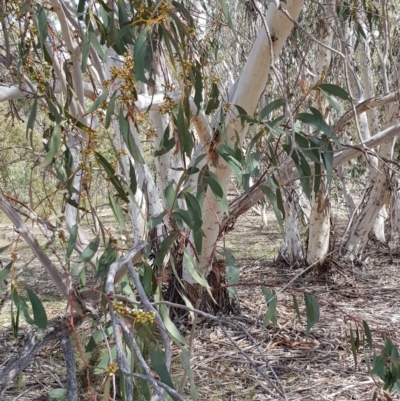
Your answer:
(164, 258), (240, 319)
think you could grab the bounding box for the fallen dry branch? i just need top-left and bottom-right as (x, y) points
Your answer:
(0, 324), (63, 396)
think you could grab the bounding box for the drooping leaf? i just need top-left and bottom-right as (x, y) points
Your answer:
(87, 89), (108, 114)
(103, 377), (111, 401)
(128, 159), (137, 196)
(297, 151), (312, 199)
(11, 285), (20, 338)
(164, 181), (176, 209)
(108, 193), (126, 230)
(157, 303), (186, 345)
(94, 345), (117, 374)
(78, 236), (100, 262)
(304, 293), (320, 337)
(148, 211), (168, 229)
(193, 229), (204, 255)
(119, 111), (145, 164)
(321, 90), (341, 112)
(203, 170), (228, 213)
(181, 348), (198, 400)
(66, 224), (78, 260)
(95, 152), (129, 202)
(25, 287), (47, 328)
(194, 61), (203, 111)
(349, 326), (358, 368)
(43, 125), (62, 166)
(258, 99), (285, 121)
(182, 192), (203, 231)
(314, 162), (321, 194)
(149, 347), (174, 388)
(182, 249), (213, 296)
(261, 286), (277, 327)
(46, 100), (62, 124)
(224, 250), (239, 301)
(155, 233), (178, 269)
(220, 0), (235, 32)
(97, 241), (119, 280)
(89, 31), (106, 60)
(105, 91), (117, 128)
(316, 83), (349, 100)
(0, 261), (12, 282)
(81, 32), (90, 73)
(134, 27), (150, 84)
(205, 82), (220, 115)
(77, 0), (87, 20)
(216, 144), (243, 181)
(294, 133), (321, 164)
(321, 139), (334, 186)
(26, 97), (37, 142)
(262, 187), (284, 234)
(36, 4), (48, 46)
(363, 320), (373, 349)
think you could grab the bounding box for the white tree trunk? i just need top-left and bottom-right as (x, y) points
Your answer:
(306, 0), (335, 265)
(307, 179), (330, 264)
(280, 187), (304, 265)
(344, 54), (400, 257)
(197, 1), (305, 273)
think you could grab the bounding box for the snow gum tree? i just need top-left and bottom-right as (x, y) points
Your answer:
(1, 0), (400, 398)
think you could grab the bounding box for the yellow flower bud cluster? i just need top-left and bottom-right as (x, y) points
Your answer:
(104, 362), (118, 376)
(113, 301), (156, 325)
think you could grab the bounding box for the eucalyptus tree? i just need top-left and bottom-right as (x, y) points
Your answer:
(1, 0), (400, 399)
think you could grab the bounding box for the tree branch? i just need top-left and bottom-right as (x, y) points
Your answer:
(0, 325), (62, 396)
(0, 191), (90, 316)
(225, 120), (400, 231)
(60, 332), (78, 401)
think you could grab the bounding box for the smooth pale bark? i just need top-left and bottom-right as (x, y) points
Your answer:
(198, 1), (305, 273)
(344, 139), (395, 258)
(307, 179), (330, 264)
(343, 54), (400, 258)
(306, 0), (335, 265)
(358, 23), (386, 239)
(337, 164), (356, 217)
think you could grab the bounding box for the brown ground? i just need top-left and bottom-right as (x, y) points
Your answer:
(1, 207), (400, 400)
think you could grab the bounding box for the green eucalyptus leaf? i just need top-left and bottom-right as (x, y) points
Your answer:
(0, 261), (12, 282)
(78, 236), (100, 262)
(316, 83), (349, 100)
(25, 287), (47, 328)
(119, 111), (145, 164)
(304, 293), (320, 337)
(261, 286), (277, 327)
(43, 125), (62, 166)
(66, 224), (78, 260)
(134, 27), (150, 84)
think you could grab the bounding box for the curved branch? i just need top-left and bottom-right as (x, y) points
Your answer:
(225, 120), (400, 230)
(0, 191), (91, 316)
(0, 325), (63, 396)
(333, 90), (399, 134)
(0, 82), (96, 102)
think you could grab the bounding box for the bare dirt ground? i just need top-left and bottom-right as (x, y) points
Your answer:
(1, 207), (400, 400)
